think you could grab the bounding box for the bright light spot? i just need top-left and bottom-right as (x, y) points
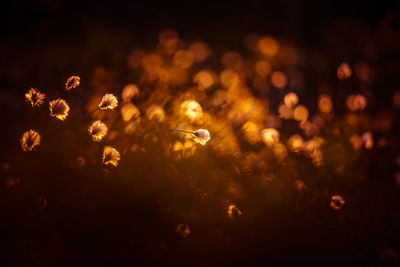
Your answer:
(284, 92), (299, 108)
(258, 36), (279, 57)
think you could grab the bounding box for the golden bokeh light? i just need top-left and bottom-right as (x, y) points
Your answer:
(361, 132), (373, 149)
(222, 52), (243, 71)
(346, 94), (367, 112)
(257, 36), (279, 57)
(173, 50), (194, 69)
(220, 69), (240, 88)
(188, 41), (209, 62)
(350, 134), (362, 151)
(278, 104), (294, 119)
(242, 121), (261, 144)
(180, 100), (203, 123)
(294, 105), (309, 123)
(337, 62), (352, 79)
(283, 92), (299, 108)
(318, 94), (333, 113)
(260, 128), (280, 146)
(255, 60), (272, 77)
(121, 84), (140, 102)
(146, 105), (165, 122)
(287, 134), (304, 153)
(193, 70), (216, 90)
(271, 71), (287, 89)
(121, 103), (140, 122)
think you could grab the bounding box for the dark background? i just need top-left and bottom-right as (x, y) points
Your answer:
(1, 0), (400, 266)
(1, 0), (399, 89)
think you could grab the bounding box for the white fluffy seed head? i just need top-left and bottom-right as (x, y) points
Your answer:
(49, 99), (70, 121)
(21, 129), (41, 151)
(99, 93), (118, 110)
(65, 75), (81, 90)
(88, 120), (108, 142)
(25, 88), (46, 107)
(102, 146), (120, 167)
(192, 129), (210, 145)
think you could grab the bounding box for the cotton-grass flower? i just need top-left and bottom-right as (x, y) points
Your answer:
(65, 75), (80, 90)
(192, 129), (210, 145)
(25, 88), (46, 107)
(330, 195), (345, 210)
(99, 93), (118, 110)
(88, 120), (108, 142)
(102, 146), (120, 167)
(20, 129), (40, 151)
(49, 98), (70, 120)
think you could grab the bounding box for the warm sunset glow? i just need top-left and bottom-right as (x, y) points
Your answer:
(9, 15), (399, 264)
